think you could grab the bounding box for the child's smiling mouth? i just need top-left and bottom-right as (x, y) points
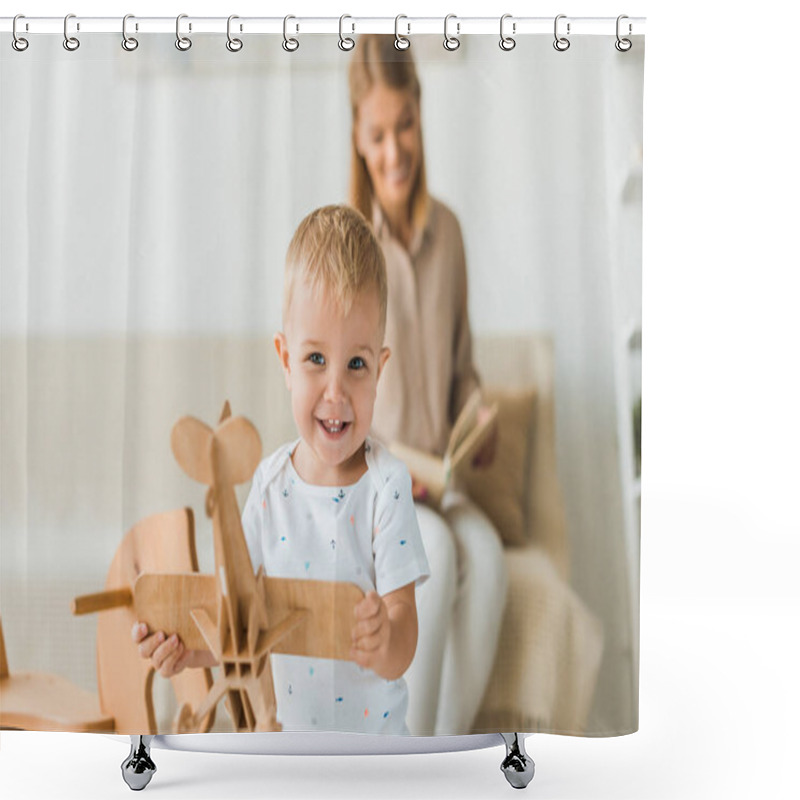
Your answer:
(318, 418), (350, 436)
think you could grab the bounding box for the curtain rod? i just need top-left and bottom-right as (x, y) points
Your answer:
(1, 16), (646, 37)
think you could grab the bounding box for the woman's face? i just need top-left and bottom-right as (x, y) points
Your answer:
(354, 83), (422, 220)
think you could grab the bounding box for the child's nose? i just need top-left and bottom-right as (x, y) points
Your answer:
(323, 371), (347, 402)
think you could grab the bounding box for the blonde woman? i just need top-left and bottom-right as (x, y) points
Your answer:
(348, 35), (508, 735)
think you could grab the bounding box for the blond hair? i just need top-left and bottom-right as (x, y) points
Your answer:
(283, 204), (388, 337)
(348, 34), (429, 232)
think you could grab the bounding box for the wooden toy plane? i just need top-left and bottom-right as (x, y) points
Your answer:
(73, 402), (364, 733)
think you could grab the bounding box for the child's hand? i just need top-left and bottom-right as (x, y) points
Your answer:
(351, 591), (390, 672)
(131, 621), (190, 678)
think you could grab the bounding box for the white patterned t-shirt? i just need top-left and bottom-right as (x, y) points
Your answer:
(240, 436), (429, 734)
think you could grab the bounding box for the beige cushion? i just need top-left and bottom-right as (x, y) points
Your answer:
(462, 387), (537, 546)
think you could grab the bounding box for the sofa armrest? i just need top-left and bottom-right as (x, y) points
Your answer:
(473, 334), (570, 578)
(473, 545), (603, 734)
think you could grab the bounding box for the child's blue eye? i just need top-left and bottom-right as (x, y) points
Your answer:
(349, 356), (366, 370)
(309, 352), (325, 366)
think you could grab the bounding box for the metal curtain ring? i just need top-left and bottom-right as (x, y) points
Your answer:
(499, 14), (516, 51)
(394, 15), (410, 51)
(443, 14), (460, 51)
(283, 15), (299, 52)
(121, 14), (138, 51)
(615, 15), (632, 52)
(175, 14), (192, 51)
(226, 15), (243, 52)
(338, 15), (355, 51)
(63, 13), (80, 51)
(12, 14), (29, 51)
(553, 14), (570, 52)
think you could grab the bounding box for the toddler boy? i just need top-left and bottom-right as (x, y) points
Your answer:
(134, 205), (429, 734)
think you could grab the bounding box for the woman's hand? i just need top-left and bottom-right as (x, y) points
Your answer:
(471, 405), (499, 469)
(410, 476), (430, 503)
(132, 621), (191, 679)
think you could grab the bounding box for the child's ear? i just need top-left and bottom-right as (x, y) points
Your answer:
(274, 332), (292, 390)
(377, 346), (391, 381)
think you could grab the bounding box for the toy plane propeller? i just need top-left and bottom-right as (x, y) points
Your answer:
(73, 402), (364, 733)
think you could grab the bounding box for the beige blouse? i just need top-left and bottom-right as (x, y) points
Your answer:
(371, 197), (481, 458)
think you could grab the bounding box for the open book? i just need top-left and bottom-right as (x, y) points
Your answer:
(389, 389), (499, 507)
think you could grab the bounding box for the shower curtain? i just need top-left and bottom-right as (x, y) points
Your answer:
(0, 23), (644, 739)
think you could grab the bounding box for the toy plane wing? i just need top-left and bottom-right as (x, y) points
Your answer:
(129, 573), (364, 661)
